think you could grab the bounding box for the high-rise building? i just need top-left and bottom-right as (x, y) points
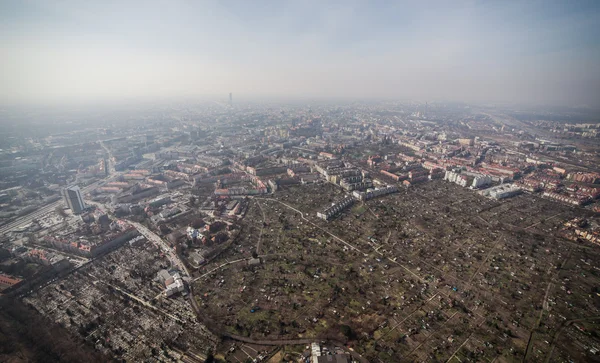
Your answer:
(61, 185), (86, 214)
(229, 92), (232, 105)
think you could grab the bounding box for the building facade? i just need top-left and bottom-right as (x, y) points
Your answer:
(61, 185), (86, 214)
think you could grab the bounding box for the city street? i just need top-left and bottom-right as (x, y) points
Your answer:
(128, 220), (190, 277)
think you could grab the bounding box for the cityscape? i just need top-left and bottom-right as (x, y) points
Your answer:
(1, 1), (600, 363)
(1, 100), (599, 362)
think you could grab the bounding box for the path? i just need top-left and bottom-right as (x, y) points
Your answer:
(255, 199), (267, 255)
(259, 197), (425, 283)
(192, 258), (247, 283)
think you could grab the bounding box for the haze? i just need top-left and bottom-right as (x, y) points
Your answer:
(1, 0), (599, 106)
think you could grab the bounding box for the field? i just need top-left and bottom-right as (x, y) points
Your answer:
(193, 180), (600, 362)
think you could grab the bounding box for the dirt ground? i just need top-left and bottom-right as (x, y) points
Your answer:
(195, 180), (600, 362)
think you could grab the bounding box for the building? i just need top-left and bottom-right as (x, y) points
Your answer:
(480, 184), (522, 199)
(471, 174), (492, 189)
(149, 195), (172, 208)
(112, 186), (159, 204)
(380, 169), (401, 181)
(317, 195), (354, 221)
(566, 172), (600, 184)
(311, 342), (322, 363)
(189, 250), (206, 266)
(157, 269), (185, 297)
(165, 274), (185, 296)
(458, 138), (474, 146)
(42, 227), (139, 258)
(444, 170), (468, 187)
(248, 258), (261, 266)
(25, 249), (70, 269)
(301, 173), (320, 184)
(186, 226), (204, 240)
(542, 191), (592, 206)
(340, 178), (373, 191)
(0, 273), (22, 287)
(61, 185), (86, 214)
(353, 185), (398, 201)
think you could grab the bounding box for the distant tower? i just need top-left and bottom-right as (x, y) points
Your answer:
(229, 92), (232, 105)
(61, 185), (86, 214)
(425, 102), (428, 116)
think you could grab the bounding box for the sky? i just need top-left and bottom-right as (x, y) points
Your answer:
(1, 0), (599, 106)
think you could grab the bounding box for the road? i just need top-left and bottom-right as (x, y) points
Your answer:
(99, 141), (116, 175)
(0, 179), (106, 235)
(524, 212), (564, 230)
(446, 336), (471, 363)
(543, 316), (600, 363)
(0, 139), (123, 235)
(467, 236), (504, 284)
(128, 220), (190, 277)
(255, 200), (267, 255)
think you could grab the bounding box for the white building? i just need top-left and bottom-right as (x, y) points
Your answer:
(471, 174), (492, 189)
(317, 195), (354, 220)
(165, 277), (184, 296)
(444, 171), (468, 187)
(480, 184), (522, 199)
(311, 342), (321, 363)
(157, 269), (185, 297)
(186, 226), (203, 240)
(353, 185), (398, 201)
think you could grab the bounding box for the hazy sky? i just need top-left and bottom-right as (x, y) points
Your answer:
(1, 0), (599, 106)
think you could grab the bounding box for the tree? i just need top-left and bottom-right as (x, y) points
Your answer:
(204, 350), (215, 363)
(209, 221), (227, 233)
(191, 218), (205, 229)
(189, 196), (197, 206)
(214, 231), (228, 244)
(0, 248), (11, 262)
(340, 324), (355, 339)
